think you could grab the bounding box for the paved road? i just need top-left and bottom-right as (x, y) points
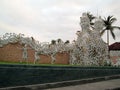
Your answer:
(47, 79), (120, 90)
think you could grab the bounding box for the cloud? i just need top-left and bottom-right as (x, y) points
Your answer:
(0, 21), (20, 33)
(0, 0), (120, 44)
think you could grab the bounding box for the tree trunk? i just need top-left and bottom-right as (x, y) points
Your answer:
(107, 30), (109, 46)
(107, 30), (110, 59)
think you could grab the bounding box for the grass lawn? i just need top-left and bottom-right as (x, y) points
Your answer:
(0, 61), (74, 67)
(0, 61), (118, 68)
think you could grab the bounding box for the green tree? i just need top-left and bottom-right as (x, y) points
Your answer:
(51, 40), (56, 45)
(64, 40), (70, 45)
(101, 16), (120, 59)
(57, 38), (62, 44)
(100, 16), (120, 45)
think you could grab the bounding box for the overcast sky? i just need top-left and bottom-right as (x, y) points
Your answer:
(0, 0), (120, 44)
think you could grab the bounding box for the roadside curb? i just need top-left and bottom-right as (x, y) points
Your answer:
(1, 75), (120, 90)
(106, 87), (120, 90)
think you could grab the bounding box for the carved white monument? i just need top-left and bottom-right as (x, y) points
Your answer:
(70, 13), (109, 66)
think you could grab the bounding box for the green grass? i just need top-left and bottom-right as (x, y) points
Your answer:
(0, 61), (98, 67)
(0, 61), (119, 68)
(0, 61), (73, 67)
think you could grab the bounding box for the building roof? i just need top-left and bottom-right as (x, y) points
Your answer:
(109, 42), (120, 50)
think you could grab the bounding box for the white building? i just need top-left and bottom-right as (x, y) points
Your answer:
(109, 42), (120, 66)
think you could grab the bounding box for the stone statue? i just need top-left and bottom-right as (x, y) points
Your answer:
(51, 53), (56, 64)
(22, 44), (28, 62)
(70, 12), (109, 66)
(49, 44), (57, 64)
(93, 17), (104, 38)
(80, 13), (91, 32)
(34, 51), (40, 64)
(79, 12), (91, 65)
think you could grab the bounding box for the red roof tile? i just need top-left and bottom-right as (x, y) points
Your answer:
(109, 42), (120, 50)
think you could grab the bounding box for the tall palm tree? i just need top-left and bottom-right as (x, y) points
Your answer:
(100, 16), (120, 60)
(100, 16), (120, 46)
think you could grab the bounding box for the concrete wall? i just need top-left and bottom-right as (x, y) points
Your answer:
(0, 64), (120, 88)
(0, 43), (69, 64)
(110, 51), (120, 64)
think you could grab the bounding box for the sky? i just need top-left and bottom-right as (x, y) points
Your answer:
(0, 0), (120, 44)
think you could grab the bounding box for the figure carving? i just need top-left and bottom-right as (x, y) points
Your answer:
(34, 51), (40, 64)
(70, 12), (109, 66)
(22, 44), (28, 62)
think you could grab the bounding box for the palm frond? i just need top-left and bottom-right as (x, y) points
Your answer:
(108, 16), (113, 22)
(110, 29), (115, 39)
(100, 29), (106, 36)
(110, 18), (116, 24)
(101, 15), (120, 41)
(112, 26), (120, 30)
(103, 17), (109, 25)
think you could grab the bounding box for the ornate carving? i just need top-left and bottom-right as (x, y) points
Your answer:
(70, 13), (109, 66)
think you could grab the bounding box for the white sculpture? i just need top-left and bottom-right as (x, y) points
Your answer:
(70, 12), (109, 66)
(49, 44), (57, 64)
(22, 44), (28, 62)
(51, 53), (56, 64)
(34, 51), (40, 64)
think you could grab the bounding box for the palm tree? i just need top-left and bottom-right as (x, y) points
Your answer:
(100, 16), (120, 46)
(100, 16), (120, 59)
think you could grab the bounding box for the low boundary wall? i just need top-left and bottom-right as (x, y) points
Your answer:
(0, 64), (120, 88)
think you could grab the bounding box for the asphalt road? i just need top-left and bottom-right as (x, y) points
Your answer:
(47, 79), (120, 90)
